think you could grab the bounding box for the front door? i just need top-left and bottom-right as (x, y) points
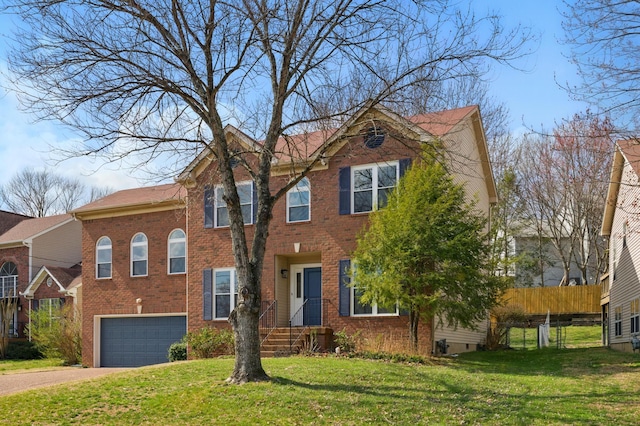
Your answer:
(290, 264), (322, 326)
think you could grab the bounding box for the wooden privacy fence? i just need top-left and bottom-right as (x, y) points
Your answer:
(502, 285), (601, 315)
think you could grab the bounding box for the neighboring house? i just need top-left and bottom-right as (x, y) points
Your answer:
(0, 210), (31, 235)
(72, 184), (187, 367)
(512, 225), (584, 287)
(601, 140), (640, 352)
(73, 104), (497, 367)
(0, 214), (81, 338)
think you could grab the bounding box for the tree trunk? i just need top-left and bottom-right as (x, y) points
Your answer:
(409, 309), (420, 352)
(227, 297), (269, 384)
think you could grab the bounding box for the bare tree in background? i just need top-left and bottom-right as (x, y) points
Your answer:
(562, 0), (640, 132)
(4, 0), (532, 383)
(518, 112), (613, 286)
(0, 168), (112, 217)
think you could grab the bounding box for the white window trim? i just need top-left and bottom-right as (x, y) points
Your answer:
(130, 232), (148, 277)
(167, 229), (187, 275)
(631, 298), (640, 335)
(96, 237), (112, 279)
(214, 181), (254, 228)
(214, 268), (238, 320)
(286, 177), (311, 223)
(351, 161), (399, 214)
(349, 266), (399, 317)
(614, 305), (623, 337)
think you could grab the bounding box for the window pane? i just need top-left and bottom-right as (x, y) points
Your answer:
(289, 206), (309, 222)
(132, 245), (147, 261)
(353, 169), (373, 190)
(378, 187), (392, 209)
(97, 248), (112, 263)
(170, 258), (186, 274)
(215, 295), (230, 318)
(215, 187), (226, 205)
(241, 204), (252, 224)
(217, 207), (229, 227)
(354, 191), (372, 213)
(170, 229), (185, 240)
(237, 183), (252, 204)
(353, 288), (372, 315)
(170, 242), (185, 257)
(289, 191), (309, 207)
(97, 237), (111, 247)
(97, 264), (111, 278)
(215, 271), (231, 293)
(132, 260), (147, 276)
(132, 234), (147, 244)
(378, 165), (397, 188)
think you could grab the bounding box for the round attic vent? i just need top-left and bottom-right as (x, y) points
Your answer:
(46, 277), (53, 287)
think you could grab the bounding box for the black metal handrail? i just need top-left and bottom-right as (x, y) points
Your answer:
(259, 300), (277, 346)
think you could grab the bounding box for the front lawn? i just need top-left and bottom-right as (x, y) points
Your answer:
(1, 348), (639, 425)
(0, 358), (64, 374)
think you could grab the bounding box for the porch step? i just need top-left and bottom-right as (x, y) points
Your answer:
(260, 327), (307, 357)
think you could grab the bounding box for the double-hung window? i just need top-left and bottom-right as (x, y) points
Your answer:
(215, 182), (254, 227)
(614, 306), (623, 337)
(96, 237), (112, 279)
(287, 177), (310, 223)
(352, 162), (399, 213)
(131, 233), (148, 277)
(168, 229), (186, 274)
(631, 299), (640, 335)
(214, 268), (238, 319)
(349, 264), (398, 316)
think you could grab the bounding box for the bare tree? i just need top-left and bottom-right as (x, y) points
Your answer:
(552, 112), (613, 285)
(518, 112), (614, 286)
(0, 168), (112, 217)
(0, 289), (18, 360)
(562, 0), (640, 131)
(5, 0), (532, 383)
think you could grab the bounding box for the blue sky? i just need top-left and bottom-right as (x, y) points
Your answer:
(0, 1), (587, 193)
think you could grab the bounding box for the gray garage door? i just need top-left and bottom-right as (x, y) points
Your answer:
(100, 316), (186, 367)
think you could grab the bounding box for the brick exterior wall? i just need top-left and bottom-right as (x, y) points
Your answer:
(80, 209), (187, 366)
(186, 129), (434, 354)
(0, 246), (30, 337)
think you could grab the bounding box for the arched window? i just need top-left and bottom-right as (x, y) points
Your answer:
(131, 233), (148, 277)
(0, 261), (18, 297)
(96, 237), (112, 279)
(168, 229), (186, 274)
(287, 177), (310, 223)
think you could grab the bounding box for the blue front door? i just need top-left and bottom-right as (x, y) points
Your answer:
(303, 267), (322, 326)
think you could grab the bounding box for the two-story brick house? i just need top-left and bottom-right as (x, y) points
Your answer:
(0, 214), (81, 339)
(75, 103), (496, 367)
(72, 184), (188, 367)
(179, 103), (496, 357)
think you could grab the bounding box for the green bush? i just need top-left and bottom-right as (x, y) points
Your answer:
(333, 329), (358, 353)
(184, 327), (234, 359)
(168, 341), (187, 362)
(5, 340), (43, 360)
(26, 303), (81, 365)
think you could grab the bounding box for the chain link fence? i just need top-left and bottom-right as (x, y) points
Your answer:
(503, 321), (602, 350)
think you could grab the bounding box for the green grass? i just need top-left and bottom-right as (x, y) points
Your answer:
(1, 348), (640, 425)
(508, 324), (602, 350)
(0, 358), (64, 374)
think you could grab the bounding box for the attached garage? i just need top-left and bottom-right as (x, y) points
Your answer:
(98, 315), (186, 367)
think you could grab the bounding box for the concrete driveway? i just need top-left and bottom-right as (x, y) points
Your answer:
(0, 367), (131, 397)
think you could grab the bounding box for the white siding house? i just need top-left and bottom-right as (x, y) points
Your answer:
(601, 140), (640, 351)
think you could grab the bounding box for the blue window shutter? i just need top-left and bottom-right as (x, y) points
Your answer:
(399, 158), (412, 177)
(204, 188), (214, 228)
(252, 181), (258, 224)
(203, 269), (213, 321)
(32, 299), (39, 310)
(339, 259), (351, 316)
(338, 167), (351, 215)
